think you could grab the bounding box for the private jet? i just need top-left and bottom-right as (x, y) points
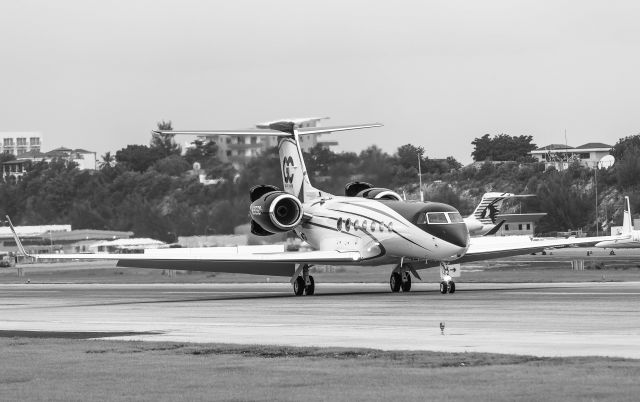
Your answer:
(595, 196), (638, 248)
(7, 121), (622, 296)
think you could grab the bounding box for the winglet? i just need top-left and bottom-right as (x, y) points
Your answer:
(5, 216), (30, 257)
(622, 196), (632, 234)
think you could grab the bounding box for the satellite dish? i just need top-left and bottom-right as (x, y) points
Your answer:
(597, 155), (615, 169)
(192, 162), (201, 171)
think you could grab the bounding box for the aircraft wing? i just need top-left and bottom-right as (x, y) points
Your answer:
(25, 248), (361, 277)
(452, 235), (627, 265)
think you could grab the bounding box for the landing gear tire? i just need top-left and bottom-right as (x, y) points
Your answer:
(449, 281), (456, 294)
(390, 272), (401, 293)
(293, 276), (305, 296)
(304, 276), (315, 296)
(439, 281), (448, 294)
(401, 272), (412, 292)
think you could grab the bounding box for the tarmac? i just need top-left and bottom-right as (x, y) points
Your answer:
(1, 281), (639, 358)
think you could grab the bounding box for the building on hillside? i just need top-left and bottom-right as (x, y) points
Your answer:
(492, 213), (547, 236)
(187, 117), (336, 169)
(529, 143), (612, 170)
(43, 147), (97, 170)
(2, 159), (32, 181)
(2, 146), (98, 181)
(0, 132), (42, 156)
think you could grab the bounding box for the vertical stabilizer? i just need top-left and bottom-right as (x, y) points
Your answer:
(271, 122), (324, 203)
(472, 192), (514, 223)
(622, 196), (632, 234)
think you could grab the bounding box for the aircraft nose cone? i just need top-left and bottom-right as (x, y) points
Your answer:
(439, 224), (470, 248)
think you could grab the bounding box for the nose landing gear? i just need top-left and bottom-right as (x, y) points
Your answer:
(439, 280), (455, 294)
(439, 262), (457, 294)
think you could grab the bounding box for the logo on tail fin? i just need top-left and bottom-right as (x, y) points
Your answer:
(283, 156), (295, 184)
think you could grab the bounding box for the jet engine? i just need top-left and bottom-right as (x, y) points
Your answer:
(344, 181), (403, 201)
(249, 185), (303, 235)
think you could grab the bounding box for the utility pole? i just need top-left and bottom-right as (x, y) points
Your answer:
(595, 167), (599, 237)
(418, 153), (424, 202)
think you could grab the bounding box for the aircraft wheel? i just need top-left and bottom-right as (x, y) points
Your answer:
(439, 281), (448, 294)
(305, 276), (315, 296)
(449, 281), (455, 294)
(390, 272), (401, 293)
(401, 272), (412, 292)
(293, 276), (305, 296)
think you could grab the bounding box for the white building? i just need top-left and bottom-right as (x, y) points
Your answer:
(1, 132), (42, 156)
(530, 143), (612, 170)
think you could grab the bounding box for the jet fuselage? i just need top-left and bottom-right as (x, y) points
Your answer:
(296, 196), (470, 265)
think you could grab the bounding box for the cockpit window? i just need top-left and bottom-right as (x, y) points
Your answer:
(426, 212), (448, 224)
(416, 213), (428, 225)
(447, 212), (464, 223)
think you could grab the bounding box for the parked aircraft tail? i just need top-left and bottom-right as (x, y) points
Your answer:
(622, 196), (632, 234)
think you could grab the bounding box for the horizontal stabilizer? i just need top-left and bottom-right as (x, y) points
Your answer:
(297, 123), (383, 135)
(153, 123), (383, 137)
(153, 129), (287, 137)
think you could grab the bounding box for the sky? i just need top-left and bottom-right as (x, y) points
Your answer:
(1, 0), (640, 163)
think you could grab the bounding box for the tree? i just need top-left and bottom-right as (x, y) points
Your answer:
(98, 152), (115, 170)
(153, 155), (191, 176)
(471, 134), (537, 162)
(115, 145), (162, 172)
(391, 144), (424, 186)
(304, 145), (338, 176)
(150, 120), (181, 158)
(610, 134), (640, 160)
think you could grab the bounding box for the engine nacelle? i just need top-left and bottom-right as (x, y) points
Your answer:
(250, 191), (303, 234)
(345, 181), (403, 201)
(356, 187), (403, 201)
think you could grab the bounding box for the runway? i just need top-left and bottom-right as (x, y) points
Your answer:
(1, 281), (639, 358)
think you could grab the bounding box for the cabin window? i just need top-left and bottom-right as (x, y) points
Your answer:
(518, 224), (523, 230)
(362, 220), (368, 231)
(505, 224), (510, 231)
(345, 218), (351, 231)
(337, 217), (343, 231)
(426, 212), (448, 224)
(388, 222), (393, 232)
(447, 212), (463, 223)
(354, 220), (360, 231)
(370, 221), (376, 232)
(526, 223), (531, 230)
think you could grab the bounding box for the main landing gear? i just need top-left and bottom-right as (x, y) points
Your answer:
(389, 265), (413, 293)
(293, 264), (315, 296)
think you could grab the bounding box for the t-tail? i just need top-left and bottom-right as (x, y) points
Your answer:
(160, 121), (383, 203)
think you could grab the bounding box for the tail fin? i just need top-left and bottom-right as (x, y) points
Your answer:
(159, 121), (382, 203)
(472, 192), (515, 223)
(273, 122), (382, 202)
(622, 196), (632, 234)
(471, 192), (534, 223)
